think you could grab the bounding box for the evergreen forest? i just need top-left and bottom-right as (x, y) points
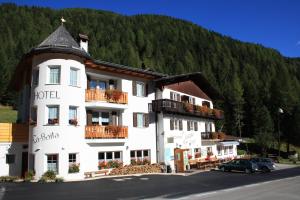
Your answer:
(0, 3), (300, 152)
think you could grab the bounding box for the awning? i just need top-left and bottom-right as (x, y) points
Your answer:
(218, 141), (239, 146)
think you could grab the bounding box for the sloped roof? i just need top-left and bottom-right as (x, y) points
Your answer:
(38, 25), (80, 48)
(155, 72), (223, 100)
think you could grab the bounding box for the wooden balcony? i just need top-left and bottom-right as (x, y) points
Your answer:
(85, 89), (128, 104)
(151, 99), (224, 120)
(85, 125), (128, 139)
(0, 123), (29, 143)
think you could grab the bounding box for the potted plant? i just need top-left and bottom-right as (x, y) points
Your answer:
(98, 161), (108, 169)
(195, 152), (201, 158)
(68, 163), (80, 173)
(183, 102), (193, 112)
(218, 132), (226, 140)
(212, 132), (219, 139)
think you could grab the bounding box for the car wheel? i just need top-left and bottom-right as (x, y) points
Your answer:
(220, 167), (225, 172)
(245, 168), (251, 174)
(262, 166), (270, 173)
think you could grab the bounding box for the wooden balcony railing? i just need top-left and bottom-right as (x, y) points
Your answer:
(85, 125), (128, 139)
(201, 132), (226, 140)
(85, 89), (128, 104)
(0, 123), (29, 142)
(151, 99), (224, 120)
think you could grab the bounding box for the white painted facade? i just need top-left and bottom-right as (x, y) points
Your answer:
(1, 25), (238, 180)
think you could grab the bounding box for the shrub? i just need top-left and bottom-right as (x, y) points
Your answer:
(68, 164), (80, 173)
(24, 170), (35, 181)
(237, 149), (246, 155)
(107, 160), (123, 168)
(42, 171), (56, 180)
(0, 176), (18, 182)
(55, 177), (64, 183)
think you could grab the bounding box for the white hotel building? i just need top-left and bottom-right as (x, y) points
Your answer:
(1, 25), (238, 180)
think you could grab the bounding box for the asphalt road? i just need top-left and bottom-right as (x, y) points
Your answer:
(1, 167), (300, 200)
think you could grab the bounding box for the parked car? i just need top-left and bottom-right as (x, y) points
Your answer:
(249, 157), (276, 172)
(218, 159), (258, 173)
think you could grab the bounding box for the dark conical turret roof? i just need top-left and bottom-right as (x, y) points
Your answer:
(38, 25), (80, 48)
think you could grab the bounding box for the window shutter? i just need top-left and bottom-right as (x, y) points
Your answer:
(194, 122), (198, 131)
(144, 113), (149, 127)
(132, 81), (137, 96)
(170, 119), (174, 130)
(133, 113), (137, 127)
(144, 83), (148, 97)
(179, 120), (183, 130)
(187, 121), (190, 131)
(87, 110), (92, 125)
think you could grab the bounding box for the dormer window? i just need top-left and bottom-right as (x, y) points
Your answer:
(49, 66), (61, 84)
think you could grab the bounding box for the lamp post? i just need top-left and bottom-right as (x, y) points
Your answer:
(278, 108), (284, 157)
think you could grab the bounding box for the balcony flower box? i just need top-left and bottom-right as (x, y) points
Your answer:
(105, 89), (123, 102)
(218, 132), (226, 140)
(212, 132), (219, 139)
(183, 102), (193, 112)
(48, 118), (59, 125)
(106, 125), (122, 135)
(69, 119), (78, 126)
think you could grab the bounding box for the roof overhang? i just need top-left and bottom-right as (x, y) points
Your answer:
(154, 72), (223, 100)
(85, 59), (165, 80)
(218, 141), (240, 146)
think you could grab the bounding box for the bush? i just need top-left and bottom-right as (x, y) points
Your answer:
(237, 149), (246, 155)
(0, 176), (18, 182)
(55, 177), (64, 183)
(41, 171), (56, 180)
(68, 164), (80, 173)
(24, 170), (35, 181)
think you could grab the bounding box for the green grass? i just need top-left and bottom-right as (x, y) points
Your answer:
(0, 106), (17, 123)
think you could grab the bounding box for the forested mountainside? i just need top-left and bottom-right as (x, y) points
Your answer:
(1, 3), (300, 148)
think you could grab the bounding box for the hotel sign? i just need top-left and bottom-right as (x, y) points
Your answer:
(34, 90), (60, 100)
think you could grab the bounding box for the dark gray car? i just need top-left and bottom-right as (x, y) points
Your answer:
(250, 158), (276, 172)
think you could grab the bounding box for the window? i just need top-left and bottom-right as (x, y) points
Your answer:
(217, 146), (222, 156)
(136, 82), (145, 97)
(48, 105), (59, 125)
(170, 92), (180, 101)
(170, 119), (182, 131)
(205, 122), (212, 132)
(69, 106), (77, 125)
(49, 66), (60, 84)
(70, 68), (78, 86)
(6, 154), (15, 164)
(130, 149), (150, 162)
(189, 97), (195, 105)
(229, 146), (233, 154)
(101, 112), (109, 126)
(47, 154), (58, 173)
(207, 147), (212, 155)
(137, 113), (143, 127)
(194, 122), (198, 131)
(133, 81), (146, 97)
(133, 113), (149, 128)
(69, 153), (77, 164)
(98, 151), (122, 162)
(92, 112), (99, 125)
(32, 69), (39, 86)
(89, 80), (107, 90)
(187, 121), (194, 131)
(224, 147), (229, 155)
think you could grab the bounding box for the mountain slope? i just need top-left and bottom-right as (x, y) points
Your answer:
(0, 3), (300, 145)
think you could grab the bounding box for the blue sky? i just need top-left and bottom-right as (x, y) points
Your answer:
(1, 0), (300, 58)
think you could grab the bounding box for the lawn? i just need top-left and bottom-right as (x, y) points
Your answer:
(0, 106), (17, 123)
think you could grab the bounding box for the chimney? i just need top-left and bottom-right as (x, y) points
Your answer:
(79, 33), (89, 53)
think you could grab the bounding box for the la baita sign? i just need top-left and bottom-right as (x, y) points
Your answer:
(33, 132), (59, 144)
